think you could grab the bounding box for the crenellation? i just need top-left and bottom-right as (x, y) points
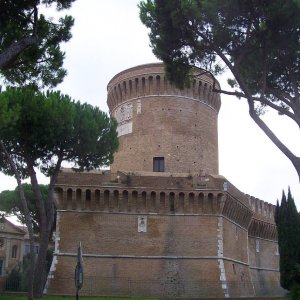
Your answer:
(107, 66), (221, 115)
(244, 196), (277, 222)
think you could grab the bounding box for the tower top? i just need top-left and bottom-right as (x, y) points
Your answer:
(107, 63), (221, 112)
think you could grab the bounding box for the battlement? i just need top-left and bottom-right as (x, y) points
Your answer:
(54, 169), (258, 229)
(246, 194), (276, 223)
(107, 63), (221, 114)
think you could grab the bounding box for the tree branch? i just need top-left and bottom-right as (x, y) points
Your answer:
(192, 68), (246, 98)
(0, 35), (37, 70)
(247, 100), (300, 180)
(213, 88), (245, 98)
(46, 155), (63, 233)
(26, 160), (47, 232)
(195, 27), (300, 180)
(253, 96), (299, 126)
(265, 87), (295, 109)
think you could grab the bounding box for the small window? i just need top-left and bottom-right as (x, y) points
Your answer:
(12, 245), (17, 258)
(232, 263), (236, 275)
(24, 244), (30, 255)
(153, 157), (164, 172)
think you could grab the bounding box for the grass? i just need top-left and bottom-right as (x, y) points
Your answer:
(0, 296), (156, 300)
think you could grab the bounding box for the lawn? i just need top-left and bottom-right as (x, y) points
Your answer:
(0, 296), (156, 300)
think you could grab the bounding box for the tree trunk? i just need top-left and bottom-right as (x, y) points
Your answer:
(27, 167), (49, 298)
(247, 101), (300, 182)
(33, 225), (52, 298)
(30, 160), (61, 298)
(0, 141), (35, 300)
(0, 36), (37, 69)
(212, 45), (300, 184)
(291, 157), (300, 183)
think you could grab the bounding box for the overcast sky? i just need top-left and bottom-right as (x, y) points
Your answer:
(1, 0), (299, 210)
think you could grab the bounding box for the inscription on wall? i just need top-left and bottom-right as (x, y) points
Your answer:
(116, 122), (132, 137)
(114, 102), (133, 137)
(137, 99), (142, 114)
(138, 215), (147, 233)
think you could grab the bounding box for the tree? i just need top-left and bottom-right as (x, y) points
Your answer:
(0, 86), (119, 298)
(0, 0), (75, 88)
(139, 0), (300, 180)
(1, 2), (75, 298)
(275, 189), (300, 293)
(0, 184), (49, 234)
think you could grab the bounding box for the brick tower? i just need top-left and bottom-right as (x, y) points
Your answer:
(108, 63), (220, 175)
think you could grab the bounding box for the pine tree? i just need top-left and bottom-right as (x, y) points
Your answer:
(275, 189), (300, 291)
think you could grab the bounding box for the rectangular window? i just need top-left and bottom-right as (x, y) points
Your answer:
(153, 157), (164, 172)
(12, 245), (17, 258)
(24, 244), (30, 255)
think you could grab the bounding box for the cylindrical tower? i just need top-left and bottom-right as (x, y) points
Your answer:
(107, 63), (221, 175)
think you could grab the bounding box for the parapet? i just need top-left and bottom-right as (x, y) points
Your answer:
(245, 194), (276, 223)
(107, 63), (221, 113)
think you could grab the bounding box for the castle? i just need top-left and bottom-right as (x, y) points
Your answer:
(47, 63), (285, 298)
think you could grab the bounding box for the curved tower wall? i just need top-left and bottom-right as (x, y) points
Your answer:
(107, 63), (221, 175)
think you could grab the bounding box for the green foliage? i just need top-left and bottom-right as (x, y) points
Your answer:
(139, 0), (300, 100)
(0, 0), (75, 88)
(0, 297), (156, 300)
(139, 0), (300, 181)
(0, 86), (118, 297)
(288, 282), (300, 300)
(0, 184), (48, 233)
(0, 86), (119, 177)
(275, 188), (300, 291)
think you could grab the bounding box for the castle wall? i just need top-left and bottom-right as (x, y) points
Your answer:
(47, 170), (285, 298)
(50, 256), (224, 298)
(47, 62), (285, 298)
(248, 232), (283, 296)
(48, 211), (226, 298)
(107, 63), (221, 175)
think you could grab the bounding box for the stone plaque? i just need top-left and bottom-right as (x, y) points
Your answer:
(116, 121), (132, 137)
(138, 215), (147, 233)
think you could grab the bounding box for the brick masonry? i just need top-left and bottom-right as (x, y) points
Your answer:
(47, 63), (286, 298)
(108, 63), (220, 175)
